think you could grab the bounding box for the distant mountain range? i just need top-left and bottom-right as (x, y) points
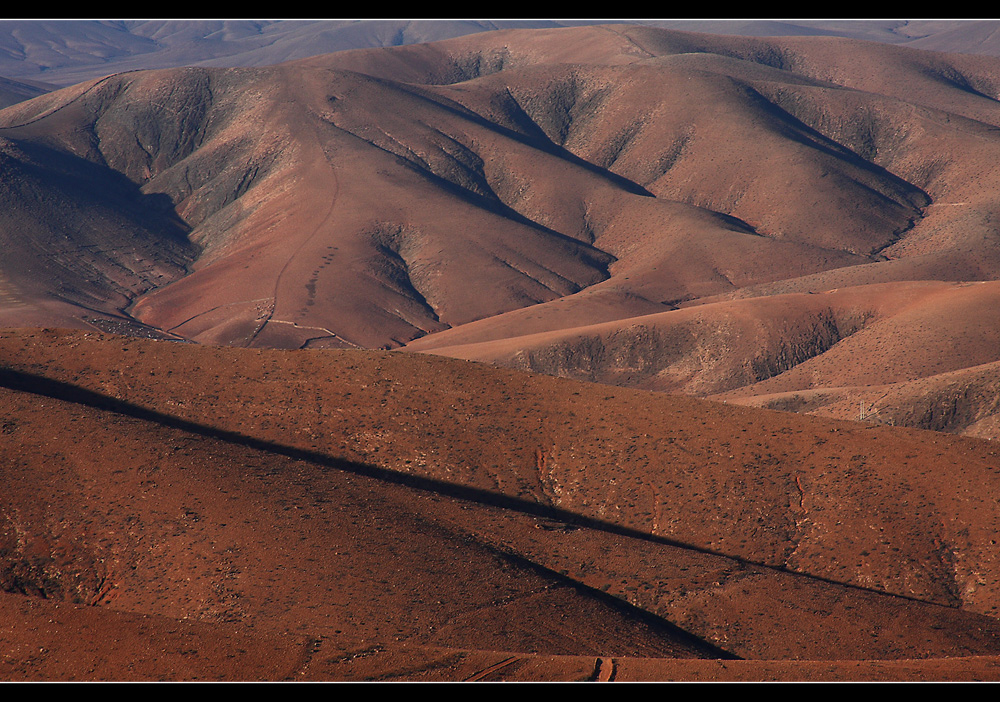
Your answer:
(1, 19), (1000, 88)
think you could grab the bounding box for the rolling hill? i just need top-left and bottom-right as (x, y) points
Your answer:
(2, 24), (996, 435)
(4, 328), (1000, 680)
(4, 23), (1000, 680)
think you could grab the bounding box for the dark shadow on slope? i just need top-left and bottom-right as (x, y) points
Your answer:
(738, 83), (931, 210)
(0, 368), (738, 660)
(0, 365), (990, 620)
(459, 531), (739, 660)
(344, 71), (656, 199)
(9, 138), (196, 249)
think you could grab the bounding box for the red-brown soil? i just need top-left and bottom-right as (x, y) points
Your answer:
(3, 328), (1000, 680)
(4, 23), (1000, 682)
(0, 25), (997, 348)
(408, 279), (1000, 438)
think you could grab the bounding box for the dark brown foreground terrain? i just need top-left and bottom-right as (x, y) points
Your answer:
(2, 328), (1000, 681)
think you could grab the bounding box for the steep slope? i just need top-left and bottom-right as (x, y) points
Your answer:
(9, 25), (1000, 351)
(4, 25), (1000, 440)
(379, 26), (1000, 436)
(0, 127), (196, 335)
(0, 64), (619, 348)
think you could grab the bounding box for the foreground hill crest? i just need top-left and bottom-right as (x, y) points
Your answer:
(3, 328), (1000, 679)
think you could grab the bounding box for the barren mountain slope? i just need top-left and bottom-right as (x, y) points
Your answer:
(0, 380), (728, 662)
(407, 279), (1000, 438)
(6, 26), (1000, 356)
(719, 359), (1000, 440)
(375, 27), (1000, 437)
(408, 279), (1000, 399)
(4, 25), (1000, 445)
(5, 328), (1000, 679)
(0, 63), (626, 349)
(0, 126), (196, 336)
(6, 328), (1000, 623)
(293, 29), (1000, 374)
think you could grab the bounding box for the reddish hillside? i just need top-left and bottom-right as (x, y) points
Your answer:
(3, 329), (1000, 682)
(1, 26), (999, 445)
(1, 26), (999, 352)
(6, 23), (1000, 683)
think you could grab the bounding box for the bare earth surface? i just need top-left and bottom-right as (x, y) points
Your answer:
(1, 25), (1000, 440)
(4, 23), (1000, 682)
(2, 329), (1000, 681)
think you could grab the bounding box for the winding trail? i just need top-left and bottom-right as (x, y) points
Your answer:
(247, 70), (342, 348)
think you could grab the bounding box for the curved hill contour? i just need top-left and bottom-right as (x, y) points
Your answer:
(7, 23), (1000, 682)
(0, 25), (999, 355)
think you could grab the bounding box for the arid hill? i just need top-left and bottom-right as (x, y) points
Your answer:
(6, 23), (1000, 683)
(408, 279), (1000, 438)
(0, 27), (994, 331)
(4, 24), (1000, 437)
(4, 328), (1000, 680)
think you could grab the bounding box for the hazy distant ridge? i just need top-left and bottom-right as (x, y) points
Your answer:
(1, 19), (1000, 88)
